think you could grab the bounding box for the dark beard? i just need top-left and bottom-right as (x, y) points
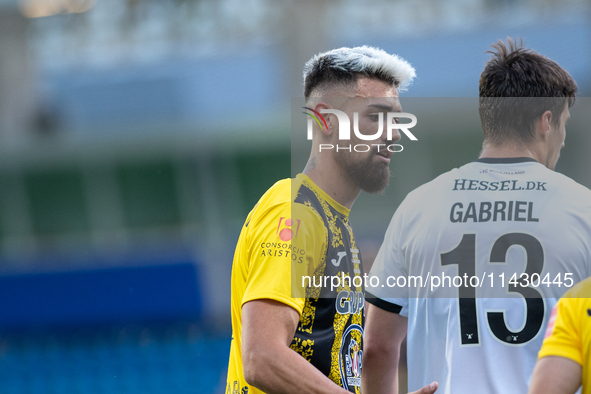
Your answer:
(334, 149), (390, 194)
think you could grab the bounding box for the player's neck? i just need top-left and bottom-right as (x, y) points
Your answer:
(303, 157), (360, 210)
(479, 142), (541, 164)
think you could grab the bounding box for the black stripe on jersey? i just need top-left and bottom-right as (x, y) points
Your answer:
(292, 181), (364, 391)
(294, 184), (335, 275)
(474, 157), (538, 164)
(366, 292), (403, 314)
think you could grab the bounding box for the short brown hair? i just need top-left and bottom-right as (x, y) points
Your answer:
(479, 38), (577, 145)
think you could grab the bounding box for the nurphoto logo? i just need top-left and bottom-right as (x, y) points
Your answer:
(303, 107), (418, 153)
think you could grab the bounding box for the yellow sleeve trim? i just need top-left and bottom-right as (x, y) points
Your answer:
(539, 344), (583, 366)
(241, 292), (306, 318)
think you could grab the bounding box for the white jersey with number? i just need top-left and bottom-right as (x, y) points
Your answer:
(368, 158), (591, 394)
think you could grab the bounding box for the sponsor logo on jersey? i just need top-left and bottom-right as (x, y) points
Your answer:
(259, 241), (305, 263)
(331, 248), (361, 273)
(331, 251), (347, 267)
(452, 178), (547, 191)
(227, 381), (240, 394)
(336, 290), (364, 315)
(276, 217), (301, 241)
(339, 324), (364, 389)
(347, 339), (362, 379)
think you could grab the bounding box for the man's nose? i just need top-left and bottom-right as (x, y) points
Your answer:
(382, 124), (401, 144)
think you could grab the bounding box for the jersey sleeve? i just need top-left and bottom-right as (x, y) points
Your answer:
(538, 296), (583, 366)
(367, 205), (409, 315)
(241, 200), (325, 317)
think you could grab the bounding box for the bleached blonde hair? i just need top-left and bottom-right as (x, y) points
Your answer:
(303, 46), (416, 99)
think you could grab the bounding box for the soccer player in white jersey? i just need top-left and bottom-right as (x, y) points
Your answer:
(361, 38), (591, 394)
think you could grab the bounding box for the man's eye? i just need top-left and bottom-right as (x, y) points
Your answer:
(368, 114), (381, 121)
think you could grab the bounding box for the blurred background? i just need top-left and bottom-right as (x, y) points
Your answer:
(0, 0), (590, 393)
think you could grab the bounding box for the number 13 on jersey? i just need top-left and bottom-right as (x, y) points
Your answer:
(441, 233), (546, 346)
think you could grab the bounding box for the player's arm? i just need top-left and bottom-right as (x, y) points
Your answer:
(362, 302), (407, 393)
(243, 299), (437, 394)
(241, 201), (350, 393)
(528, 294), (583, 394)
(362, 302), (437, 394)
(242, 298), (352, 394)
(528, 356), (581, 394)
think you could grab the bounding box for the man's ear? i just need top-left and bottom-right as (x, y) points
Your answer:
(539, 110), (553, 140)
(314, 101), (335, 137)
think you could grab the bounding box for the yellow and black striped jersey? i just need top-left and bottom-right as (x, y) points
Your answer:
(226, 173), (365, 394)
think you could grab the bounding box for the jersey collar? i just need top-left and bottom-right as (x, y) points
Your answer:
(296, 173), (351, 217)
(474, 157), (539, 164)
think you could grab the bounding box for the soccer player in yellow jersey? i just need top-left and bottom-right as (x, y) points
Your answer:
(225, 46), (438, 394)
(528, 277), (591, 394)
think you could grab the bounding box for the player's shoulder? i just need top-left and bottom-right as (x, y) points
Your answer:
(547, 168), (591, 196)
(402, 166), (462, 204)
(554, 277), (591, 319)
(539, 168), (591, 217)
(262, 178), (292, 202)
(248, 176), (324, 227)
(563, 276), (591, 299)
(245, 178), (291, 223)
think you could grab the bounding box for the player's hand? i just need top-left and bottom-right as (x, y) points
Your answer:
(408, 381), (438, 394)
